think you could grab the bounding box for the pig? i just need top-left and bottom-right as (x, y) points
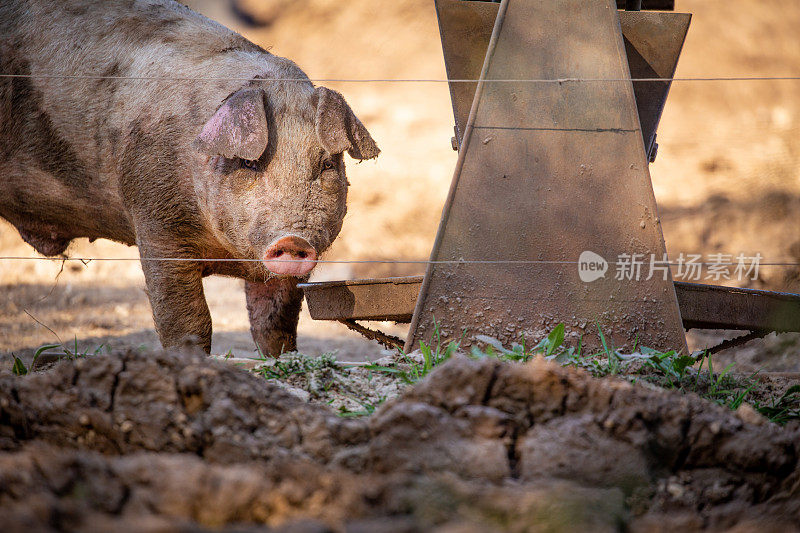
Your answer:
(0, 0), (379, 355)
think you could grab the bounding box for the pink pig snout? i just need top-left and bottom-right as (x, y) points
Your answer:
(263, 236), (318, 277)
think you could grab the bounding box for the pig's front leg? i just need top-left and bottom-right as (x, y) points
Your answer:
(139, 254), (213, 353)
(245, 277), (304, 356)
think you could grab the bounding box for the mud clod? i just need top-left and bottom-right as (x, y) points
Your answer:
(1, 351), (799, 531)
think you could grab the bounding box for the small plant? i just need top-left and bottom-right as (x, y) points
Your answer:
(641, 347), (695, 388)
(471, 323), (579, 363)
(364, 318), (458, 385)
(705, 353), (735, 396)
(411, 335), (459, 381)
(536, 323), (565, 358)
(11, 341), (101, 376)
(61, 337), (105, 360)
(11, 354), (29, 376)
(556, 324), (625, 377)
(336, 394), (387, 418)
(726, 380), (759, 411)
(468, 324), (799, 426)
(754, 385), (800, 425)
(255, 352), (339, 380)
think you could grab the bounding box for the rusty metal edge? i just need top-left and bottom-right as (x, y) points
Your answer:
(676, 281), (800, 332)
(301, 276), (800, 334)
(300, 276), (422, 322)
(405, 0), (510, 352)
(298, 276), (423, 291)
(610, 3), (689, 353)
(616, 0), (675, 9)
(433, 0), (461, 147)
(622, 11), (691, 157)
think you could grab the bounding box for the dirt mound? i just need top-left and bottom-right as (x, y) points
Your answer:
(1, 349), (799, 531)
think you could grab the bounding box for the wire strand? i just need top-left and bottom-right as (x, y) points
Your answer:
(0, 256), (795, 266)
(2, 74), (800, 83)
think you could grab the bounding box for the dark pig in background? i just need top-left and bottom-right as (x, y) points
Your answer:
(0, 0), (379, 355)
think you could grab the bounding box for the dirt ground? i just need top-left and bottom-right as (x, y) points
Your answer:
(1, 0), (799, 367)
(1, 348), (799, 532)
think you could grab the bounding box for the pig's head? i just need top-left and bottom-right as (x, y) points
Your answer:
(193, 82), (379, 279)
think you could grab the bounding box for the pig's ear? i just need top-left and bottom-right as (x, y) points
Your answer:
(194, 88), (268, 160)
(314, 87), (380, 160)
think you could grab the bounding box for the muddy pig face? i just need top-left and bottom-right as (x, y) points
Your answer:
(194, 84), (379, 278)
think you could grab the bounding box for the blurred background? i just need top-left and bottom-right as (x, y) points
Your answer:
(1, 0), (798, 367)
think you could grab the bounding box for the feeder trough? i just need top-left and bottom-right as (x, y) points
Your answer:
(300, 0), (800, 353)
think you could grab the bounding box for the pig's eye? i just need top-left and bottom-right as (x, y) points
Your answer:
(240, 158), (259, 171)
(321, 159), (335, 172)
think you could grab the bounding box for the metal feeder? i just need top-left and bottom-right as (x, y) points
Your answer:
(301, 0), (800, 353)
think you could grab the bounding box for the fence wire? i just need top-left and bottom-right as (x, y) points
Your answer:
(0, 257), (797, 266)
(2, 74), (800, 83)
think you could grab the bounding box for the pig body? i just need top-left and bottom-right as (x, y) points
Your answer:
(0, 0), (379, 354)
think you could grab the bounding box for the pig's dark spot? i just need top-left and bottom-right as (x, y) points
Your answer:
(96, 62), (123, 88)
(160, 16), (181, 27)
(228, 33), (267, 54)
(218, 45), (244, 54)
(142, 2), (182, 26)
(218, 43), (262, 55)
(64, 4), (90, 17)
(91, 62), (127, 170)
(107, 128), (122, 156)
(106, 12), (183, 47)
(0, 57), (94, 246)
(268, 98), (315, 124)
(0, 69), (93, 192)
(121, 117), (205, 242)
(205, 36), (266, 59)
(186, 91), (202, 125)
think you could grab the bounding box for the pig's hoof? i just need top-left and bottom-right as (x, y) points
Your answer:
(255, 331), (297, 357)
